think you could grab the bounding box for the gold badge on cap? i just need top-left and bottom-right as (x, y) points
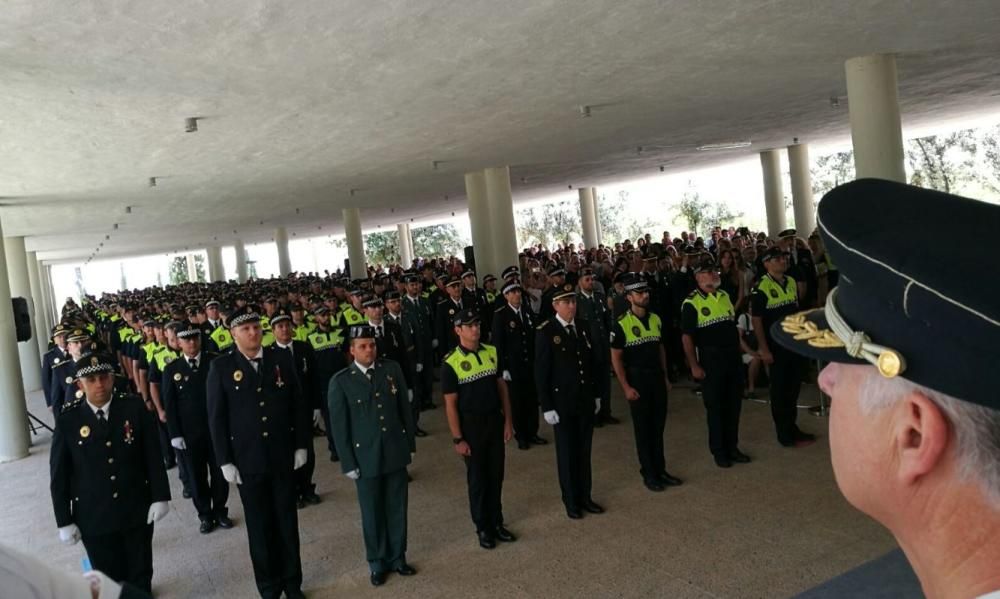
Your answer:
(233, 370), (243, 382)
(91, 356), (98, 366)
(80, 425), (90, 438)
(877, 351), (904, 378)
(564, 284), (573, 291)
(174, 373), (182, 381)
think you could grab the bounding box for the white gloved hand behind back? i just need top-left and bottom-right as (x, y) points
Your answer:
(543, 410), (560, 426)
(170, 437), (186, 450)
(345, 469), (361, 480)
(221, 463), (243, 484)
(146, 501), (169, 524)
(58, 524), (80, 545)
(293, 449), (308, 470)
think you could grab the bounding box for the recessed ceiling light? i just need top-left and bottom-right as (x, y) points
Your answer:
(185, 117), (199, 133)
(148, 177), (157, 187)
(696, 140), (752, 151)
(580, 105), (592, 118)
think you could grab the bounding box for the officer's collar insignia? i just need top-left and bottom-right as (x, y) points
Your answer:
(233, 370), (243, 382)
(553, 336), (561, 345)
(79, 425), (90, 438)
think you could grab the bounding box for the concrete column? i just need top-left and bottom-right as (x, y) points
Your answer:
(26, 252), (49, 360)
(4, 236), (43, 392)
(206, 246), (225, 282)
(397, 223), (413, 268)
(34, 259), (53, 336)
(234, 239), (248, 283)
(0, 221), (30, 461)
(845, 53), (906, 183)
(185, 253), (198, 282)
(343, 207), (366, 279)
(484, 166), (519, 276)
(275, 227), (292, 277)
(44, 265), (58, 324)
(787, 144), (816, 235)
(592, 187), (603, 246)
(119, 262), (127, 291)
(465, 171), (495, 276)
(759, 150), (787, 238)
(579, 187), (600, 250)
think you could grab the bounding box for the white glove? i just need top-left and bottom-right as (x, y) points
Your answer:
(170, 437), (186, 450)
(146, 501), (170, 524)
(293, 448), (308, 470)
(221, 463), (243, 485)
(543, 410), (560, 426)
(431, 339), (439, 348)
(595, 398), (601, 414)
(58, 524), (80, 545)
(502, 370), (512, 381)
(415, 363), (424, 373)
(345, 469), (361, 480)
(312, 409), (322, 427)
(408, 389), (414, 402)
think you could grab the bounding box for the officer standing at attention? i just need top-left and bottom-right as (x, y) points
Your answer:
(206, 300), (234, 353)
(575, 267), (618, 427)
(328, 325), (417, 587)
(442, 309), (516, 549)
(751, 247), (816, 448)
(537, 266), (567, 321)
(41, 324), (70, 411)
(49, 353), (171, 593)
(402, 274), (436, 413)
(307, 305), (347, 463)
(206, 308), (311, 599)
(434, 276), (464, 352)
(610, 273), (683, 492)
(535, 286), (604, 519)
(491, 280), (545, 450)
(681, 260), (752, 468)
(162, 323), (232, 533)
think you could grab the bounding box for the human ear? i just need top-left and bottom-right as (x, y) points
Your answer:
(895, 390), (950, 487)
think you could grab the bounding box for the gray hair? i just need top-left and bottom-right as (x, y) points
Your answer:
(859, 371), (1000, 509)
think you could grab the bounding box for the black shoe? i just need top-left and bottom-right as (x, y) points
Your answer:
(302, 492), (322, 505)
(566, 507), (584, 519)
(395, 563), (417, 576)
(414, 428), (428, 438)
(296, 498), (306, 510)
(659, 472), (684, 486)
(604, 416), (621, 425)
(495, 526), (517, 542)
(729, 450), (751, 463)
(714, 456), (733, 468)
(286, 589), (306, 599)
(530, 436), (548, 445)
(794, 430), (817, 443)
(422, 402), (437, 410)
(216, 515), (234, 529)
(182, 488), (191, 499)
(330, 453), (340, 462)
(593, 420), (605, 428)
(582, 500), (605, 514)
(165, 460), (177, 471)
(517, 440), (531, 450)
(478, 531), (496, 549)
(370, 571), (387, 586)
(643, 479), (666, 492)
(199, 520), (216, 534)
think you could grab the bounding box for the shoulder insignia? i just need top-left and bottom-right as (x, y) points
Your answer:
(61, 397), (83, 413)
(494, 306), (506, 313)
(535, 319), (548, 330)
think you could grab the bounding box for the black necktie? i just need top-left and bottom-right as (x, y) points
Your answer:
(566, 324), (577, 338)
(189, 358), (198, 372)
(365, 369), (372, 382)
(95, 408), (108, 435)
(376, 326), (382, 338)
(251, 358), (261, 372)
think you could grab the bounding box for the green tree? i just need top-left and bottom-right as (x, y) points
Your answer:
(194, 255), (206, 282)
(670, 187), (742, 238)
(811, 150), (855, 199)
(595, 190), (626, 244)
(168, 256), (187, 285)
(412, 224), (467, 258)
(906, 130), (978, 193)
(516, 200), (582, 248)
(981, 124), (1000, 194)
(363, 230), (399, 265)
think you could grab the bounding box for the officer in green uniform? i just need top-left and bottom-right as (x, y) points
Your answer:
(328, 325), (417, 587)
(681, 260), (752, 468)
(751, 247), (816, 447)
(610, 273), (683, 492)
(442, 309), (516, 550)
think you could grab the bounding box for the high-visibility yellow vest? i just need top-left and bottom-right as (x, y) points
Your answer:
(308, 329), (345, 352)
(617, 311), (662, 348)
(210, 326), (234, 350)
(444, 344), (498, 384)
(756, 274), (798, 310)
(682, 290), (736, 328)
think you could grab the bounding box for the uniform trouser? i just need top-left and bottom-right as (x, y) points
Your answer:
(320, 400), (338, 459)
(461, 411), (505, 533)
(769, 345), (805, 444)
(236, 472), (303, 599)
(157, 419), (191, 490)
(355, 468), (409, 573)
(626, 369), (668, 480)
(593, 350), (613, 420)
(509, 374), (539, 442)
(414, 358), (434, 411)
(553, 411), (595, 509)
(700, 348), (744, 458)
(182, 437), (229, 521)
(83, 522), (154, 593)
(294, 441), (317, 497)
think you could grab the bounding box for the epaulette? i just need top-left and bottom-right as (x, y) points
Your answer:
(443, 348), (457, 360)
(61, 395), (84, 414)
(494, 305), (506, 313)
(54, 359), (75, 370)
(535, 319), (549, 330)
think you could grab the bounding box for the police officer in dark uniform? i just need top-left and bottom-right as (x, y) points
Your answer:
(491, 280), (545, 450)
(535, 286), (604, 519)
(751, 247), (816, 448)
(434, 276), (464, 352)
(50, 328), (96, 416)
(610, 273), (683, 492)
(42, 324), (70, 411)
(49, 353), (171, 593)
(401, 275), (436, 413)
(328, 325), (417, 587)
(576, 267), (618, 426)
(442, 309), (516, 549)
(206, 308), (311, 599)
(778, 228), (818, 309)
(306, 306), (347, 462)
(537, 266), (567, 322)
(162, 323), (232, 532)
(681, 260), (751, 468)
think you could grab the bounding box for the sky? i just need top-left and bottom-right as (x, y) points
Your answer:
(49, 113), (1000, 305)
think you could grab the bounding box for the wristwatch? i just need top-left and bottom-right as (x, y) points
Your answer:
(452, 437), (465, 445)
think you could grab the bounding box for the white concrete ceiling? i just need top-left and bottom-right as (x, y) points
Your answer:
(2, 1), (1000, 264)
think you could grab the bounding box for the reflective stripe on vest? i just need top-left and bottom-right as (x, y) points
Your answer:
(143, 342), (161, 363)
(617, 312), (662, 348)
(444, 344), (498, 384)
(308, 330), (344, 352)
(682, 290), (736, 329)
(756, 275), (798, 309)
(342, 308), (364, 326)
(153, 347), (178, 371)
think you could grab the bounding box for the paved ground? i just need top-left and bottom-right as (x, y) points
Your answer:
(2, 379), (895, 598)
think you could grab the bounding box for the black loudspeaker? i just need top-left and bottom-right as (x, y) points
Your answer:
(344, 258), (351, 278)
(11, 297), (31, 342)
(464, 246), (476, 271)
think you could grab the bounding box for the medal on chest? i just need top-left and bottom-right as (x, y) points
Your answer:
(386, 374), (397, 396)
(274, 365), (285, 388)
(123, 420), (134, 445)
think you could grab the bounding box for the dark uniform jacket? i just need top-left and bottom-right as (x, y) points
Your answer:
(328, 360), (415, 478)
(162, 352), (218, 443)
(42, 347), (70, 408)
(461, 286), (490, 331)
(491, 303), (536, 380)
(273, 340), (321, 411)
(206, 346), (311, 476)
(379, 316), (415, 385)
(434, 298), (464, 351)
(534, 317), (597, 417)
(575, 290), (611, 357)
(50, 393), (170, 536)
(401, 295), (434, 368)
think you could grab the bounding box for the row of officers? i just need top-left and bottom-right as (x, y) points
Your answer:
(47, 259), (814, 597)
